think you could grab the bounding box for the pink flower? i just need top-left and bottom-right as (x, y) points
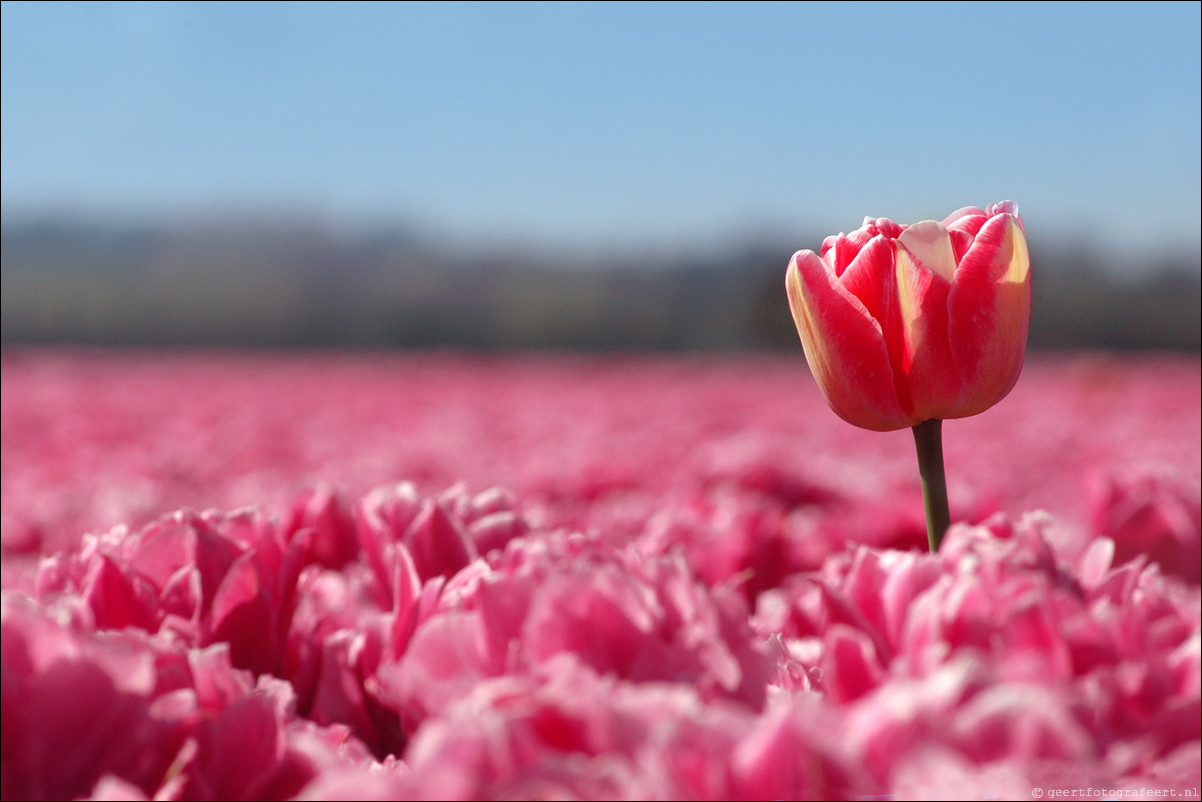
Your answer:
(394, 660), (860, 801)
(373, 533), (773, 731)
(786, 202), (1031, 431)
(1087, 470), (1201, 584)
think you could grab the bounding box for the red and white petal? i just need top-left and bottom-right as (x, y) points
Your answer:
(824, 224), (877, 276)
(986, 200), (1023, 231)
(894, 230), (959, 423)
(836, 236), (918, 420)
(786, 250), (908, 431)
(946, 213), (1032, 418)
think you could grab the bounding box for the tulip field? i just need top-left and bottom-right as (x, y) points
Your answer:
(2, 348), (1199, 800)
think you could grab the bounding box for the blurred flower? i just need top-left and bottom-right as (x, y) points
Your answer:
(1087, 469), (1201, 584)
(786, 202), (1031, 431)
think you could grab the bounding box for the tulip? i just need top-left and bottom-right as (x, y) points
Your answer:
(785, 202), (1031, 550)
(786, 201), (1030, 432)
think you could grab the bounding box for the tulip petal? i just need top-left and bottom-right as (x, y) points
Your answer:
(942, 207), (989, 236)
(897, 221), (956, 283)
(822, 225), (876, 277)
(987, 200), (1023, 230)
(894, 225), (958, 422)
(947, 229), (974, 264)
(786, 250), (908, 431)
(837, 236), (915, 420)
(947, 213), (1031, 418)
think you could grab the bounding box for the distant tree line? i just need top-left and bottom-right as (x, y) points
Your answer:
(2, 219), (1199, 352)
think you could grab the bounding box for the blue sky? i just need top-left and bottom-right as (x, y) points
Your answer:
(2, 1), (1200, 261)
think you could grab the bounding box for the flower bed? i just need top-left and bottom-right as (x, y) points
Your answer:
(2, 350), (1199, 800)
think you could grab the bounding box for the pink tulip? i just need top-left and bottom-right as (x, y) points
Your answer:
(786, 201), (1031, 432)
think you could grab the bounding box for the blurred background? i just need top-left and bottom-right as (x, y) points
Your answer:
(2, 1), (1199, 351)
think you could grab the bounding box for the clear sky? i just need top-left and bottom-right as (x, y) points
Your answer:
(2, 1), (1200, 260)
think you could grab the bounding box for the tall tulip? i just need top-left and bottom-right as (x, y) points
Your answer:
(785, 202), (1031, 550)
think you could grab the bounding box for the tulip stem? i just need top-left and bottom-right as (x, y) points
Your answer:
(911, 419), (951, 552)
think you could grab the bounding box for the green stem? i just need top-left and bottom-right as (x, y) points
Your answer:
(911, 418), (951, 552)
